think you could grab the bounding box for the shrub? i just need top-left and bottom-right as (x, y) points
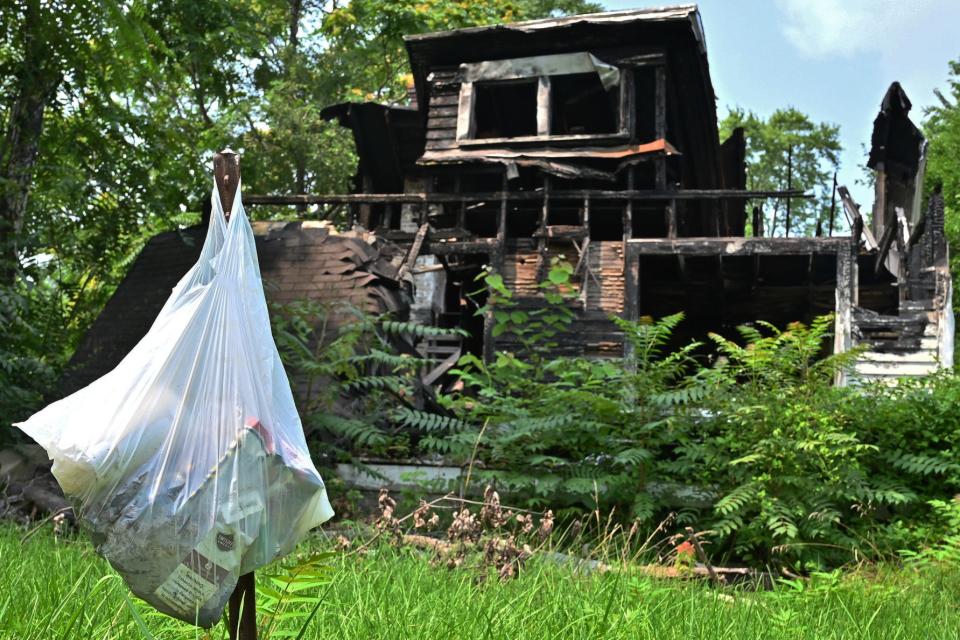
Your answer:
(277, 269), (960, 570)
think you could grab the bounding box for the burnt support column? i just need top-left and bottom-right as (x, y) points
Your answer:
(623, 242), (640, 364)
(483, 171), (509, 364)
(833, 238), (857, 386)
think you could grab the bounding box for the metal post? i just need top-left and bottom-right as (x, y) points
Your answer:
(213, 148), (258, 640)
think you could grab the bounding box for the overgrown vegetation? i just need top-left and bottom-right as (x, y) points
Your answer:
(273, 263), (960, 571)
(3, 522), (960, 639)
(0, 0), (600, 435)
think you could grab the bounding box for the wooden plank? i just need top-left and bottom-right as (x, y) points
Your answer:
(874, 222), (896, 275)
(455, 81), (473, 140)
(426, 129), (457, 140)
(838, 186), (878, 250)
(873, 162), (887, 239)
(432, 105), (459, 117)
(397, 223), (430, 280)
(626, 237), (847, 256)
(654, 66), (667, 141)
(833, 242), (855, 386)
(537, 76), (551, 137)
(427, 116), (458, 130)
(421, 239), (497, 255)
(431, 93), (460, 107)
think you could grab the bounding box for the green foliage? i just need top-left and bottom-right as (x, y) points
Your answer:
(924, 58), (960, 308)
(720, 107), (842, 237)
(7, 523), (960, 639)
(271, 298), (460, 463)
(267, 263), (960, 569)
(0, 287), (54, 442)
(477, 257), (577, 354)
(0, 0), (604, 439)
(321, 0), (601, 104)
(420, 277), (960, 568)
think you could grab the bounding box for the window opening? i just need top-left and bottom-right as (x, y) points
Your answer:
(550, 73), (619, 135)
(473, 80), (538, 139)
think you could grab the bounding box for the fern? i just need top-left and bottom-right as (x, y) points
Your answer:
(392, 407), (470, 433)
(888, 451), (960, 477)
(715, 483), (758, 517)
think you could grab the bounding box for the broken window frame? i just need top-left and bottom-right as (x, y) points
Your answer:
(455, 52), (633, 145)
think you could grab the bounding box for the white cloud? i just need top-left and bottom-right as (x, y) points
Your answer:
(776, 0), (943, 58)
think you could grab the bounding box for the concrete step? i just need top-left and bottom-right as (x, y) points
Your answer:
(853, 360), (939, 377)
(858, 349), (938, 364)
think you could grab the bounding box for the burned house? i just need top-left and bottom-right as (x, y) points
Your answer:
(299, 6), (952, 383)
(60, 5), (952, 393)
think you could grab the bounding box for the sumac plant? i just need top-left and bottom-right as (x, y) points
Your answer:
(398, 262), (960, 569)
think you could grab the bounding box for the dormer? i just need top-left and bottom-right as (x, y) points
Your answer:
(404, 5), (724, 189)
(455, 52), (627, 144)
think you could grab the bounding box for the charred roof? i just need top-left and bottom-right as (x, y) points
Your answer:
(402, 4), (722, 188)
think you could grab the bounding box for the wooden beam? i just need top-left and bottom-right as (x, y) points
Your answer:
(397, 223), (429, 280)
(874, 222), (896, 275)
(421, 239), (498, 255)
(838, 186), (879, 251)
(626, 237), (848, 256)
(244, 189), (812, 206)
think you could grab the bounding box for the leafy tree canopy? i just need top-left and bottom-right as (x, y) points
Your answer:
(721, 107), (842, 238)
(0, 0), (599, 433)
(924, 58), (960, 298)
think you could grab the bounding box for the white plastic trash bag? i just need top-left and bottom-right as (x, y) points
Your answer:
(15, 180), (334, 627)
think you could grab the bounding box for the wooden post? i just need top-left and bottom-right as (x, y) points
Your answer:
(827, 171), (837, 237)
(214, 149), (241, 220)
(785, 145), (792, 238)
(535, 175), (551, 281)
(483, 170), (509, 364)
(833, 223), (858, 387)
(623, 242), (639, 364)
(214, 148), (258, 640)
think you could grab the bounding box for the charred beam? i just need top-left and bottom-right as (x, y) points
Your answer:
(245, 189), (812, 206)
(625, 237), (848, 256)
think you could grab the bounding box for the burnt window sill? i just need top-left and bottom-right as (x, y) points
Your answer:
(457, 131), (630, 148)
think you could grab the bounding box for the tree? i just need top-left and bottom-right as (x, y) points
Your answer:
(721, 108), (842, 237)
(924, 58), (960, 293)
(0, 0), (603, 436)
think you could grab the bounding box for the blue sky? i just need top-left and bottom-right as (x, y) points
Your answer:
(602, 0), (960, 206)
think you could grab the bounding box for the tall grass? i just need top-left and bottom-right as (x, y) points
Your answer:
(1, 523), (960, 639)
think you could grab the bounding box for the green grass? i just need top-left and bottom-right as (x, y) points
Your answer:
(2, 523), (960, 639)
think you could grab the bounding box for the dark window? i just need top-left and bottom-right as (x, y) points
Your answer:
(633, 66), (657, 141)
(550, 73), (619, 135)
(473, 80), (538, 138)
